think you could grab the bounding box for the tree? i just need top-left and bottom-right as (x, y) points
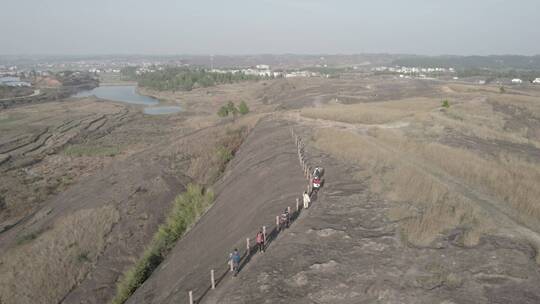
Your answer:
(217, 106), (229, 117)
(442, 100), (450, 108)
(238, 101), (249, 115)
(226, 101), (238, 119)
(182, 78), (194, 91)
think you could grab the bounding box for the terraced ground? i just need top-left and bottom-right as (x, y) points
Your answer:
(0, 99), (132, 226)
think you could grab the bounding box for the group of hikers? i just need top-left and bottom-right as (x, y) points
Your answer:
(227, 227), (266, 276)
(228, 167), (323, 277)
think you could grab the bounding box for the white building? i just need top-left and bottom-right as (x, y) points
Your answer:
(0, 76), (31, 87)
(285, 71), (315, 78)
(533, 78), (540, 84)
(256, 64), (270, 70)
(511, 78), (523, 84)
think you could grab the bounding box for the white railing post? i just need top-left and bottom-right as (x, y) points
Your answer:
(276, 215), (280, 228)
(189, 290), (193, 304)
(246, 238), (250, 251)
(229, 260), (233, 272)
(211, 269), (215, 289)
(296, 198), (300, 211)
(263, 226), (267, 243)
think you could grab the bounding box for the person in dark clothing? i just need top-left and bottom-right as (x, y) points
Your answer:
(280, 208), (290, 229)
(229, 248), (241, 276)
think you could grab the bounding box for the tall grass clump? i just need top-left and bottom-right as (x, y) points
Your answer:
(111, 184), (214, 304)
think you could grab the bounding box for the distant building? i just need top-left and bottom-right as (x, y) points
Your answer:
(285, 71), (312, 78)
(533, 78), (540, 84)
(256, 64), (270, 70)
(0, 76), (31, 87)
(511, 78), (523, 84)
(242, 68), (259, 76)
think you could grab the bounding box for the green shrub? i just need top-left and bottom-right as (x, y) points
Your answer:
(238, 101), (249, 115)
(76, 251), (91, 263)
(499, 86), (505, 94)
(217, 101), (240, 118)
(15, 227), (48, 245)
(442, 100), (450, 108)
(16, 232), (39, 245)
(216, 146), (233, 163)
(217, 105), (229, 117)
(111, 184), (214, 304)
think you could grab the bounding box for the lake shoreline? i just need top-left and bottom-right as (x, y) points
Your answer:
(74, 85), (182, 115)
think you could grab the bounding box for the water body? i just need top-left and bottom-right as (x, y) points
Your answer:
(75, 85), (181, 114)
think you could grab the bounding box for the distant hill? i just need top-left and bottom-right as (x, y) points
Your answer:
(392, 55), (540, 70)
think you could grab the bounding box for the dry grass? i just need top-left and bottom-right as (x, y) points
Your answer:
(0, 205), (119, 304)
(430, 100), (540, 148)
(185, 115), (260, 184)
(370, 128), (540, 225)
(301, 97), (438, 125)
(312, 124), (538, 250)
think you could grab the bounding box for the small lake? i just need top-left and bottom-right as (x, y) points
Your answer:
(74, 85), (181, 114)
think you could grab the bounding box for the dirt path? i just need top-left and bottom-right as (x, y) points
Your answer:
(283, 111), (411, 135)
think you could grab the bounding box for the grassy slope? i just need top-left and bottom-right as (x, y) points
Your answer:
(305, 87), (540, 259)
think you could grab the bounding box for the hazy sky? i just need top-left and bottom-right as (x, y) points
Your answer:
(1, 0), (539, 55)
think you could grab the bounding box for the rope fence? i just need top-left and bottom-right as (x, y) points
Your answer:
(187, 127), (316, 304)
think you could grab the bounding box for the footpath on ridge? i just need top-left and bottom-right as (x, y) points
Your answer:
(126, 118), (307, 304)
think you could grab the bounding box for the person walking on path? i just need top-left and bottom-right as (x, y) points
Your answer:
(256, 229), (265, 253)
(229, 248), (241, 276)
(303, 191), (311, 209)
(280, 208), (290, 229)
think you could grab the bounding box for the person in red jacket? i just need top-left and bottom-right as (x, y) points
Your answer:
(256, 229), (265, 253)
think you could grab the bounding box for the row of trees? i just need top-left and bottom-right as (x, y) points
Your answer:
(456, 68), (540, 81)
(392, 55), (540, 70)
(122, 67), (264, 91)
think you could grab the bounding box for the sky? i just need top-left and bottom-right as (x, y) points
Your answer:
(1, 0), (539, 55)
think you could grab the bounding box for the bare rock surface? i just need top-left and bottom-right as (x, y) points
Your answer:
(202, 127), (540, 304)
